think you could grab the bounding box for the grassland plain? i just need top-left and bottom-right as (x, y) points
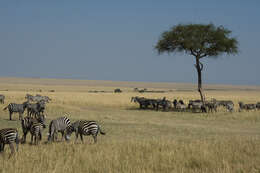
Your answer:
(0, 77), (260, 173)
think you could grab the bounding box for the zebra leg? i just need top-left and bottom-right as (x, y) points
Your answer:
(0, 143), (4, 152)
(31, 133), (34, 144)
(22, 132), (27, 144)
(93, 135), (97, 143)
(80, 133), (84, 143)
(9, 143), (15, 158)
(75, 131), (79, 143)
(39, 132), (42, 141)
(9, 111), (12, 120)
(61, 131), (64, 141)
(54, 132), (58, 141)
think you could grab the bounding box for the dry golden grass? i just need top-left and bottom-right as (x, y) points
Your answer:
(0, 77), (260, 173)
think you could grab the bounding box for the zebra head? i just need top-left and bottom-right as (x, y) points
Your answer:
(22, 101), (29, 109)
(64, 125), (75, 141)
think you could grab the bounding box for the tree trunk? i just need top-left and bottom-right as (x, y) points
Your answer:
(195, 58), (205, 104)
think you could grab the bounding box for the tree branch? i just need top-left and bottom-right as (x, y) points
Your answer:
(199, 61), (204, 71)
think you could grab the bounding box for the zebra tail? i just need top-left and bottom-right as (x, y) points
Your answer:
(99, 126), (106, 135)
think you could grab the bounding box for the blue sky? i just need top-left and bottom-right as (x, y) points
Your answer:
(0, 1), (259, 85)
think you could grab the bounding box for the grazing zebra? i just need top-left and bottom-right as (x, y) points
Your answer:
(65, 120), (106, 143)
(205, 101), (218, 113)
(131, 96), (149, 109)
(239, 102), (256, 111)
(48, 116), (71, 142)
(188, 101), (206, 113)
(0, 94), (5, 104)
(25, 94), (51, 103)
(21, 114), (46, 144)
(155, 97), (171, 111)
(176, 102), (187, 112)
(0, 128), (19, 157)
(217, 100), (234, 112)
(3, 101), (28, 120)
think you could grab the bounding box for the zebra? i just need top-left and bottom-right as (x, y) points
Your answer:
(27, 101), (46, 117)
(65, 120), (106, 143)
(25, 94), (51, 103)
(3, 101), (28, 120)
(205, 101), (218, 113)
(155, 97), (171, 111)
(30, 121), (45, 145)
(0, 94), (5, 104)
(48, 116), (71, 142)
(21, 114), (46, 144)
(0, 128), (19, 157)
(239, 102), (256, 111)
(217, 100), (234, 112)
(188, 101), (207, 113)
(25, 94), (34, 102)
(176, 101), (187, 112)
(173, 99), (178, 109)
(131, 97), (150, 109)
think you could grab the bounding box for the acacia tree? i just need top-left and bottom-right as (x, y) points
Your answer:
(155, 24), (238, 103)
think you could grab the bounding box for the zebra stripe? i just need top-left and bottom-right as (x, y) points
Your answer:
(30, 122), (43, 145)
(3, 102), (28, 120)
(48, 116), (71, 142)
(65, 120), (105, 143)
(21, 114), (46, 144)
(0, 128), (19, 157)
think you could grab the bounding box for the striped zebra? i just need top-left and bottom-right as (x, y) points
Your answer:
(65, 120), (106, 143)
(3, 101), (29, 120)
(48, 116), (71, 142)
(30, 122), (44, 145)
(21, 114), (46, 144)
(27, 101), (46, 118)
(0, 128), (19, 157)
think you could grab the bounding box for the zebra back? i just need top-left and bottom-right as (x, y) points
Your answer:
(79, 120), (104, 136)
(48, 116), (71, 141)
(0, 128), (19, 145)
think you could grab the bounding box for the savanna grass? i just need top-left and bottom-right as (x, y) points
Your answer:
(0, 78), (260, 173)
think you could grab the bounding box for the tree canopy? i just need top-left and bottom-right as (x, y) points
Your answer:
(155, 23), (238, 104)
(155, 23), (238, 59)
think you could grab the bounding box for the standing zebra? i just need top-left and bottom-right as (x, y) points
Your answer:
(21, 114), (46, 144)
(0, 94), (5, 104)
(0, 128), (19, 157)
(65, 120), (106, 143)
(48, 116), (71, 142)
(27, 101), (46, 118)
(30, 122), (44, 145)
(3, 101), (28, 120)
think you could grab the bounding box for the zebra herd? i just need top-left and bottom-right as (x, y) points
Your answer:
(131, 96), (260, 113)
(0, 94), (106, 157)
